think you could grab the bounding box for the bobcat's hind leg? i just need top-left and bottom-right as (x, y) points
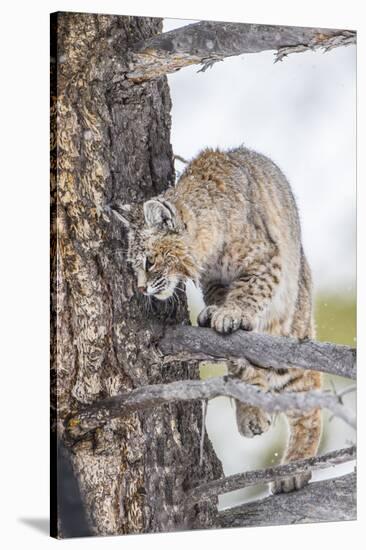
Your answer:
(271, 407), (322, 494)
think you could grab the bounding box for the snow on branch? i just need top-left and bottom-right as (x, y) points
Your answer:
(128, 21), (356, 81)
(188, 445), (356, 503)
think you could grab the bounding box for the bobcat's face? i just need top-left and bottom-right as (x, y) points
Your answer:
(113, 198), (197, 300)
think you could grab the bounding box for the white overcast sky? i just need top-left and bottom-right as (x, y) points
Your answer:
(164, 19), (356, 295)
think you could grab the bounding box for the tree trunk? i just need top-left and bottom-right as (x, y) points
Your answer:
(50, 12), (223, 538)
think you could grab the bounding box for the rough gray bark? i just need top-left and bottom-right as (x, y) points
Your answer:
(67, 376), (356, 434)
(218, 472), (356, 528)
(159, 326), (356, 380)
(51, 12), (222, 538)
(128, 21), (356, 81)
(188, 446), (356, 503)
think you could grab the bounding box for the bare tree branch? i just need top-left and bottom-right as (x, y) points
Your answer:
(174, 154), (189, 164)
(128, 21), (356, 81)
(188, 446), (356, 503)
(218, 472), (356, 527)
(66, 375), (356, 438)
(158, 326), (356, 380)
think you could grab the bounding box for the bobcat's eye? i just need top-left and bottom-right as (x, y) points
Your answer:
(145, 256), (155, 272)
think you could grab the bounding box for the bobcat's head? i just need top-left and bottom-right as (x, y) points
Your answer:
(111, 198), (197, 300)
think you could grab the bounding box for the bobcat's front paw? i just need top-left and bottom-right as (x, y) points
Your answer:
(211, 306), (254, 334)
(197, 305), (219, 327)
(236, 404), (273, 438)
(198, 305), (255, 334)
(270, 471), (311, 494)
(210, 306), (242, 333)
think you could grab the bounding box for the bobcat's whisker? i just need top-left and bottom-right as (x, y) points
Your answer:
(173, 286), (186, 294)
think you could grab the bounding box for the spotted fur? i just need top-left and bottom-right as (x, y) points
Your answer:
(116, 146), (322, 493)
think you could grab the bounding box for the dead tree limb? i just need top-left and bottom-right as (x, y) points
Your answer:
(188, 446), (356, 503)
(128, 22), (356, 81)
(158, 326), (356, 380)
(66, 376), (356, 437)
(218, 472), (356, 528)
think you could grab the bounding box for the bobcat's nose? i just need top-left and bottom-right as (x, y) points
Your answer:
(138, 286), (147, 294)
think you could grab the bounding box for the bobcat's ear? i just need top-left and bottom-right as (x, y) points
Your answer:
(143, 199), (177, 230)
(107, 202), (133, 228)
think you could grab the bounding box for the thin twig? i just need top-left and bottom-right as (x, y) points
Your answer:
(174, 154), (189, 164)
(338, 385), (357, 401)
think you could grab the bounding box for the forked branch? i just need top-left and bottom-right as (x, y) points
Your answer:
(66, 375), (356, 437)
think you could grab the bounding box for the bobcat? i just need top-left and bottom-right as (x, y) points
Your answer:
(113, 146), (322, 493)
